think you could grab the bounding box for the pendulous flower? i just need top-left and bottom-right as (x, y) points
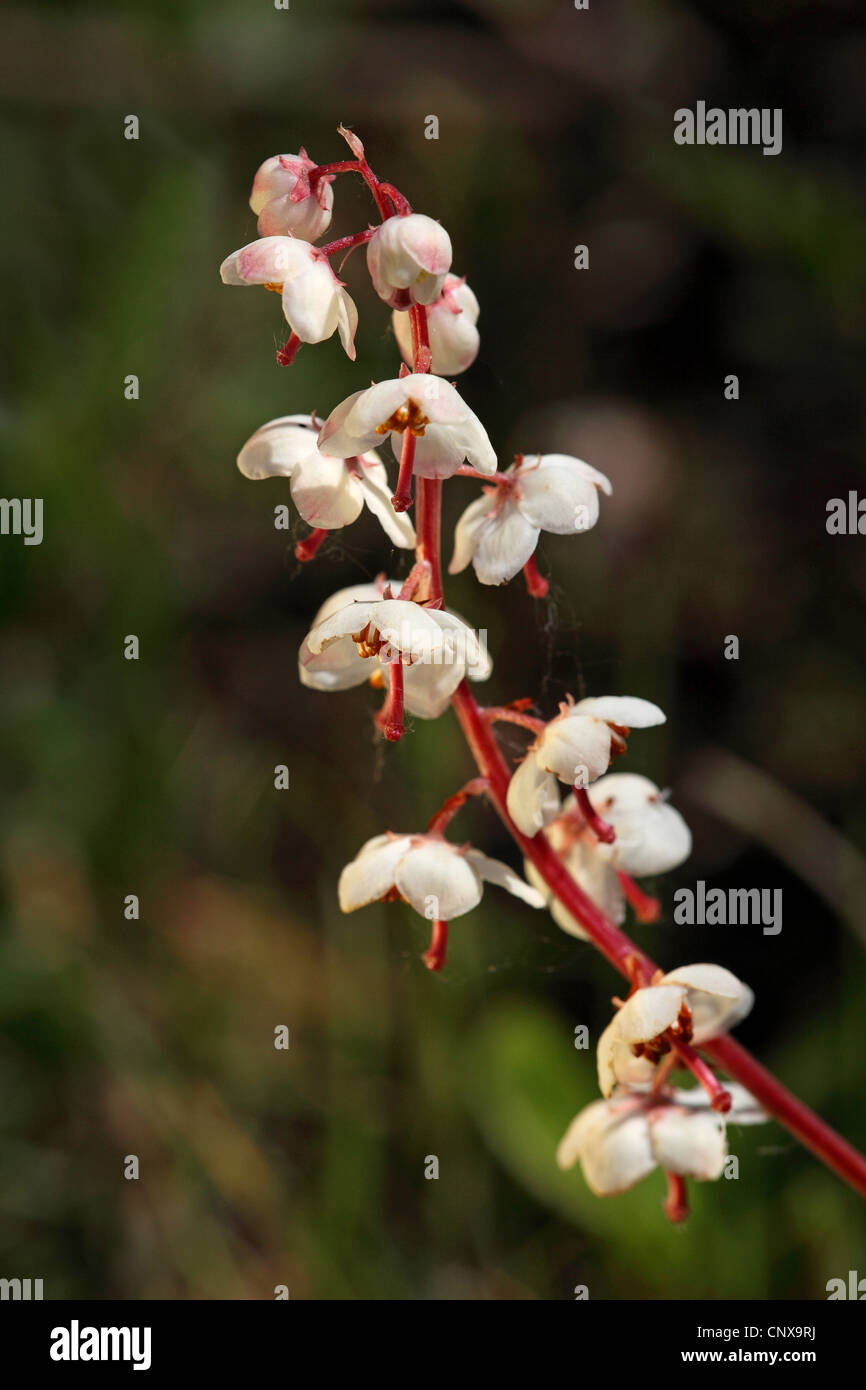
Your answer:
(249, 151), (334, 241)
(318, 374), (496, 479)
(450, 454), (612, 586)
(237, 415), (415, 546)
(367, 213), (452, 309)
(393, 275), (480, 375)
(506, 697), (666, 838)
(299, 581), (491, 719)
(220, 237), (357, 358)
(557, 1082), (766, 1197)
(597, 963), (755, 1097)
(525, 773), (692, 937)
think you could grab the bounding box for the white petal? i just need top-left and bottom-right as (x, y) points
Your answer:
(449, 494), (495, 575)
(335, 286), (358, 360)
(572, 696), (666, 729)
(558, 1099), (656, 1195)
(298, 582), (392, 693)
(317, 390), (369, 458)
(472, 502), (539, 585)
(237, 416), (319, 480)
(394, 841), (483, 920)
(402, 662), (464, 719)
(465, 851), (546, 908)
(338, 835), (414, 911)
(551, 841), (625, 933)
(535, 714), (612, 786)
(648, 1105), (727, 1181)
(305, 598), (446, 665)
(506, 751), (562, 837)
(281, 259), (340, 344)
(613, 984), (686, 1044)
(659, 964), (754, 1042)
(355, 464), (416, 548)
(588, 773), (692, 877)
(515, 455), (610, 535)
(597, 1018), (660, 1097)
(220, 236), (307, 286)
(289, 450), (364, 529)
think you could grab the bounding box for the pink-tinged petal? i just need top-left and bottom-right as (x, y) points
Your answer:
(317, 390), (368, 458)
(220, 237), (307, 286)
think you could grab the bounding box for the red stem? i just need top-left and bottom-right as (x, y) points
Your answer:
(427, 777), (490, 835)
(523, 555), (549, 598)
(375, 659), (405, 743)
(294, 527), (328, 562)
(669, 1037), (732, 1113)
(415, 500), (866, 1200)
(317, 228), (376, 259)
(574, 786), (616, 845)
(663, 1171), (689, 1224)
(482, 706), (546, 734)
(276, 332), (301, 367)
(398, 224), (866, 1202)
(392, 431), (416, 513)
(617, 871), (661, 923)
(423, 919), (449, 972)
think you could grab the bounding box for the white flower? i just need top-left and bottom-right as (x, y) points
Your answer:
(339, 831), (545, 919)
(393, 275), (480, 375)
(450, 454), (612, 586)
(249, 151), (333, 241)
(298, 581), (492, 719)
(237, 415), (415, 546)
(525, 773), (692, 938)
(597, 964), (755, 1097)
(367, 213), (452, 309)
(318, 375), (496, 480)
(220, 236), (357, 358)
(557, 1083), (766, 1197)
(506, 696), (666, 838)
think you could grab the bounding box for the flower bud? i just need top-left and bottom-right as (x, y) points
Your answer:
(249, 151), (333, 241)
(393, 276), (480, 375)
(367, 213), (452, 309)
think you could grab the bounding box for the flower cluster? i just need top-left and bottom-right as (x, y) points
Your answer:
(218, 128), (785, 1224)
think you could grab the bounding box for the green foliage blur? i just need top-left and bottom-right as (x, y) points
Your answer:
(1, 0), (865, 1298)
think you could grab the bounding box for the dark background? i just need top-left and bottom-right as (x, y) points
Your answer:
(1, 0), (865, 1298)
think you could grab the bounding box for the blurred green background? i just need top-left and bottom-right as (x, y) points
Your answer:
(1, 0), (865, 1299)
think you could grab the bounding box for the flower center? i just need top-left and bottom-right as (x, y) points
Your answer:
(376, 399), (429, 437)
(632, 1002), (694, 1064)
(264, 282), (283, 293)
(352, 622), (386, 659)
